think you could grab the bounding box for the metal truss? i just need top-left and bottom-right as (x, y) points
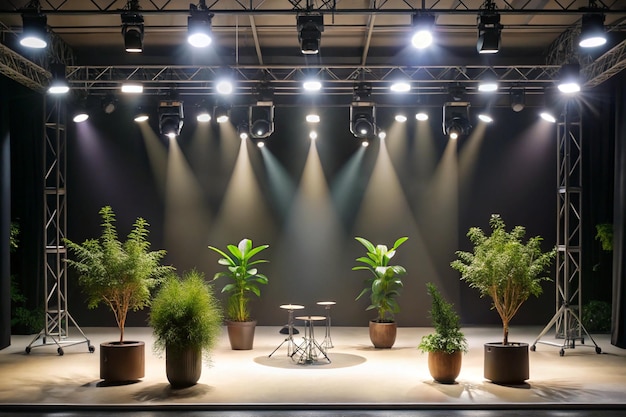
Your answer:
(531, 99), (601, 357)
(1, 0), (625, 15)
(25, 96), (93, 356)
(584, 39), (626, 87)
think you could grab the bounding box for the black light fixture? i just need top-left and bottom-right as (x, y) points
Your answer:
(297, 14), (324, 55)
(350, 82), (376, 140)
(248, 82), (275, 139)
(477, 0), (502, 54)
(158, 100), (184, 138)
(411, 13), (435, 49)
(72, 99), (89, 123)
(579, 13), (607, 48)
(443, 102), (471, 140)
(510, 88), (525, 112)
(101, 94), (117, 114)
(47, 63), (69, 95)
(20, 1), (47, 49)
(214, 102), (231, 124)
(122, 0), (144, 53)
(558, 63), (581, 94)
(188, 0), (213, 48)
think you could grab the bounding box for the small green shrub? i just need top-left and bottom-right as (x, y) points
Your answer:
(418, 283), (468, 354)
(581, 300), (611, 333)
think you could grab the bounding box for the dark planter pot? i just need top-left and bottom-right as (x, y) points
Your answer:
(100, 341), (145, 382)
(484, 342), (529, 384)
(428, 350), (463, 384)
(369, 320), (397, 348)
(166, 346), (202, 388)
(226, 320), (257, 350)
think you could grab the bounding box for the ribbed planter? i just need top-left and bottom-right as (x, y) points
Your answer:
(369, 320), (397, 348)
(100, 341), (145, 382)
(166, 346), (202, 388)
(427, 350), (462, 384)
(226, 320), (257, 350)
(484, 342), (529, 384)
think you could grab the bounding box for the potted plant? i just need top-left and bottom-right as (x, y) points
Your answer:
(208, 238), (269, 350)
(451, 214), (555, 384)
(149, 270), (222, 388)
(418, 282), (468, 384)
(65, 206), (172, 382)
(353, 236), (408, 348)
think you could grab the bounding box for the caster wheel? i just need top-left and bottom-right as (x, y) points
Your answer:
(581, 338), (585, 345)
(88, 345), (95, 353)
(596, 346), (602, 354)
(559, 349), (565, 357)
(57, 347), (64, 356)
(25, 347), (31, 354)
(530, 345), (536, 352)
(43, 337), (46, 344)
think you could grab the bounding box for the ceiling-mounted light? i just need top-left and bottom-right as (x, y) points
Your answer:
(395, 114), (407, 123)
(72, 100), (89, 123)
(416, 111), (429, 121)
(510, 88), (525, 112)
(350, 82), (376, 139)
(309, 131), (318, 140)
(390, 80), (411, 93)
(478, 113), (493, 123)
(158, 100), (184, 139)
(122, 0), (144, 53)
(214, 103), (231, 123)
(20, 6), (48, 49)
(249, 103), (274, 139)
(579, 13), (607, 48)
(303, 79), (322, 92)
(134, 107), (149, 122)
(297, 14), (324, 55)
(121, 83), (143, 94)
(47, 63), (69, 94)
(558, 63), (581, 94)
(443, 102), (471, 139)
(477, 1), (502, 54)
(478, 76), (499, 92)
(306, 113), (320, 123)
(216, 78), (233, 95)
(188, 0), (213, 48)
(237, 123), (249, 140)
(196, 104), (211, 122)
(411, 13), (435, 49)
(540, 111), (557, 123)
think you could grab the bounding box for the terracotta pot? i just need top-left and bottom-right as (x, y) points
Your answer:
(226, 320), (257, 350)
(368, 320), (397, 348)
(100, 341), (145, 382)
(484, 342), (529, 384)
(166, 346), (202, 388)
(427, 350), (462, 384)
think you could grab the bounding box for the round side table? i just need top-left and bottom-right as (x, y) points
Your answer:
(316, 301), (336, 352)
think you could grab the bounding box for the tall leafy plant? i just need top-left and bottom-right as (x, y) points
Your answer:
(451, 214), (555, 345)
(353, 236), (408, 322)
(208, 238), (269, 322)
(65, 206), (172, 343)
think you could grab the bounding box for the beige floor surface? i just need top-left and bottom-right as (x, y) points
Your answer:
(0, 326), (624, 408)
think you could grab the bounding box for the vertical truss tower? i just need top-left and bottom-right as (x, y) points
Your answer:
(25, 97), (93, 355)
(531, 100), (601, 356)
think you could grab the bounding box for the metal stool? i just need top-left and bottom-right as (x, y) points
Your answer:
(294, 315), (331, 364)
(317, 301), (336, 352)
(269, 304), (305, 357)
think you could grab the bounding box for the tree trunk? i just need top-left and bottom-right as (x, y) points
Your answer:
(502, 319), (509, 345)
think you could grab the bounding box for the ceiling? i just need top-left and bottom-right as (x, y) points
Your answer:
(1, 0), (625, 105)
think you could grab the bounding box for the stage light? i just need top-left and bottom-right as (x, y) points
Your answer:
(579, 13), (606, 48)
(309, 131), (317, 140)
(102, 94), (117, 114)
(237, 124), (249, 140)
(20, 9), (47, 49)
(158, 100), (184, 139)
(478, 113), (493, 123)
(216, 79), (233, 95)
(303, 79), (322, 92)
(378, 131), (386, 140)
(196, 106), (211, 122)
(350, 103), (376, 139)
(510, 88), (525, 112)
(395, 114), (407, 123)
(134, 108), (149, 122)
(361, 140), (369, 148)
(540, 111), (557, 123)
(297, 14), (324, 55)
(72, 103), (89, 123)
(416, 111), (429, 121)
(214, 103), (230, 123)
(411, 13), (435, 49)
(187, 0), (213, 48)
(477, 1), (502, 54)
(257, 141), (265, 148)
(558, 63), (581, 94)
(390, 80), (411, 93)
(478, 78), (499, 92)
(47, 63), (69, 94)
(121, 83), (143, 94)
(249, 102), (274, 139)
(306, 113), (320, 123)
(443, 102), (471, 139)
(122, 1), (144, 53)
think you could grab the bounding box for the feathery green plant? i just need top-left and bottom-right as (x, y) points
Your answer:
(418, 283), (468, 354)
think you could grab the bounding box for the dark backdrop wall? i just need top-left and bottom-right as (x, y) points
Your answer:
(62, 98), (560, 329)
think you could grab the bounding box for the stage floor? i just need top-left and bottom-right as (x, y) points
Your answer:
(0, 326), (625, 411)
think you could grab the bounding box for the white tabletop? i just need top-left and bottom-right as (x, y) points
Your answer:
(280, 304), (305, 310)
(296, 315), (326, 321)
(316, 301), (336, 306)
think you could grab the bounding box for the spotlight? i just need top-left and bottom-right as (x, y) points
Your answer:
(350, 103), (376, 139)
(477, 2), (502, 54)
(249, 102), (275, 139)
(188, 0), (213, 48)
(47, 63), (69, 94)
(478, 77), (499, 92)
(158, 100), (184, 138)
(216, 79), (233, 95)
(510, 88), (525, 112)
(196, 105), (211, 122)
(306, 113), (320, 123)
(416, 111), (429, 121)
(122, 1), (144, 53)
(134, 107), (149, 122)
(297, 14), (324, 55)
(443, 102), (471, 139)
(102, 94), (117, 114)
(72, 104), (89, 123)
(303, 79), (322, 92)
(558, 63), (581, 94)
(478, 113), (493, 123)
(411, 13), (435, 49)
(395, 114), (407, 123)
(214, 103), (230, 123)
(579, 13), (606, 48)
(121, 83), (143, 94)
(20, 10), (47, 49)
(540, 111), (557, 123)
(309, 131), (317, 140)
(390, 80), (411, 93)
(237, 124), (249, 140)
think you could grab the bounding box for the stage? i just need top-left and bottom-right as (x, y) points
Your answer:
(0, 326), (625, 414)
